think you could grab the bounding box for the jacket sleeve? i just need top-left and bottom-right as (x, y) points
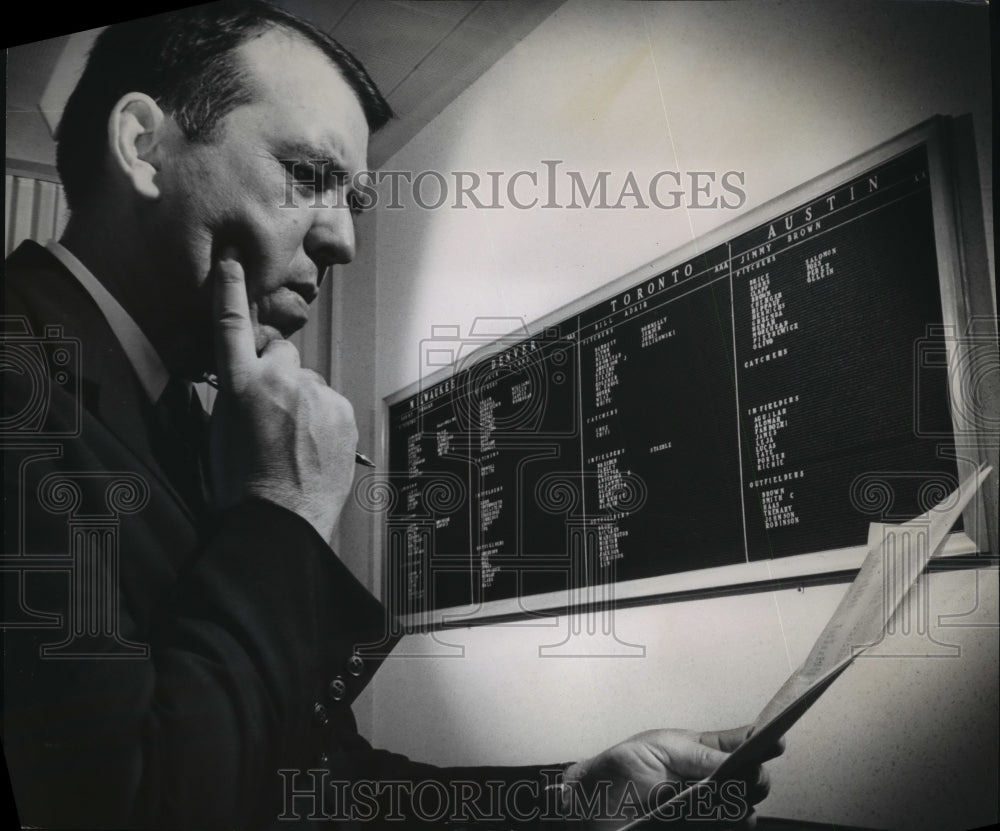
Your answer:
(1, 411), (565, 831)
(3, 476), (357, 828)
(315, 719), (572, 829)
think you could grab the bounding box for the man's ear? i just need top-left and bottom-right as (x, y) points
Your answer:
(108, 92), (169, 200)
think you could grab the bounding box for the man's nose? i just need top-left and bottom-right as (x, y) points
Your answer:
(304, 202), (356, 282)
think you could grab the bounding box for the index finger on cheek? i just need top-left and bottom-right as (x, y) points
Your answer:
(212, 251), (257, 390)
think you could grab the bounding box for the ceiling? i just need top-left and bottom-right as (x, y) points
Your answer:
(5, 0), (565, 170)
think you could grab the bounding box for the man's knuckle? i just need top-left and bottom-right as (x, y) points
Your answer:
(301, 368), (327, 386)
(217, 311), (247, 329)
(697, 746), (714, 769)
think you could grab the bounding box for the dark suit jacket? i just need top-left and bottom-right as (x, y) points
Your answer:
(1, 242), (555, 829)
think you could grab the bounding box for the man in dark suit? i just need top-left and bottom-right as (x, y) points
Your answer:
(2, 2), (777, 828)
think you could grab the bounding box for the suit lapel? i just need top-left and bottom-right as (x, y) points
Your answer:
(4, 242), (199, 525)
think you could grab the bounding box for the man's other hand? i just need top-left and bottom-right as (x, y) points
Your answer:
(209, 249), (357, 541)
(562, 726), (783, 829)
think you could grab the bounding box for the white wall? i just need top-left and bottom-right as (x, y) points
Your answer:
(363, 570), (997, 830)
(338, 1), (996, 828)
(368, 0), (992, 402)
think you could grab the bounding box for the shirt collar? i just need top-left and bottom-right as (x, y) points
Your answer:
(47, 240), (170, 404)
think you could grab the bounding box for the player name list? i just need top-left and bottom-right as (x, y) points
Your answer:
(389, 146), (958, 610)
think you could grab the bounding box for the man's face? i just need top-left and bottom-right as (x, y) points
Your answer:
(152, 27), (369, 368)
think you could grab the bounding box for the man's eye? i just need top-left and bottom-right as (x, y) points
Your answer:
(280, 160), (333, 193)
(280, 158), (359, 211)
(281, 161), (316, 192)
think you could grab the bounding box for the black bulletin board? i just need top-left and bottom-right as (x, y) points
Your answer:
(381, 116), (997, 627)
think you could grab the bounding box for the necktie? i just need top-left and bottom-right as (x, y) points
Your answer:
(155, 377), (211, 518)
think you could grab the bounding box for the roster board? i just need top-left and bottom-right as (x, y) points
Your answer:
(384, 120), (993, 622)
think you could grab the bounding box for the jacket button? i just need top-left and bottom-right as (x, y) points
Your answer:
(313, 702), (329, 726)
(328, 676), (346, 702)
(347, 654), (364, 676)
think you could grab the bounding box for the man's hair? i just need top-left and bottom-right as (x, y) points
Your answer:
(56, 0), (393, 209)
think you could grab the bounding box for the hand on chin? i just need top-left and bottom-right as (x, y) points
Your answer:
(253, 323), (288, 354)
(250, 289), (310, 353)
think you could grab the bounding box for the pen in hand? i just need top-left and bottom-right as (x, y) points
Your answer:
(201, 373), (375, 468)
